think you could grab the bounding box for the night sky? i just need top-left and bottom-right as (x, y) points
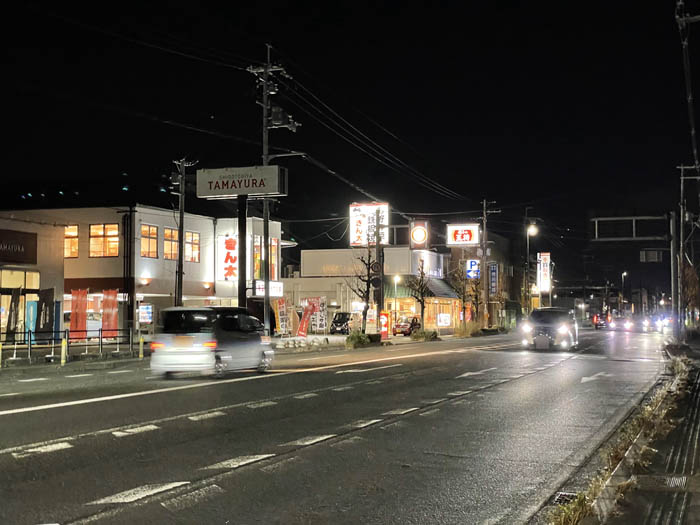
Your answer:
(5, 1), (700, 280)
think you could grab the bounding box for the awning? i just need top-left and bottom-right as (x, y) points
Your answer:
(383, 276), (458, 299)
(426, 278), (459, 299)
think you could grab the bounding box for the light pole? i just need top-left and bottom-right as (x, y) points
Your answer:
(621, 271), (628, 313)
(526, 223), (538, 313)
(393, 275), (400, 335)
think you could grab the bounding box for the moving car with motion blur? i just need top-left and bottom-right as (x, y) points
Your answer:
(393, 316), (421, 336)
(592, 312), (610, 330)
(150, 307), (274, 378)
(521, 307), (579, 350)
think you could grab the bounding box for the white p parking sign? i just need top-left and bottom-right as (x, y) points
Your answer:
(466, 259), (480, 279)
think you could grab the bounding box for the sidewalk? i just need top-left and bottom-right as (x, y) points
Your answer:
(607, 342), (700, 524)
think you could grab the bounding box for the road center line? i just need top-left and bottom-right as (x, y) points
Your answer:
(12, 441), (73, 459)
(107, 370), (133, 374)
(65, 374), (94, 378)
(0, 393), (20, 397)
(202, 454), (276, 470)
(335, 364), (403, 374)
(17, 378), (49, 383)
(293, 393), (318, 399)
(87, 482), (190, 505)
(281, 435), (337, 447)
(112, 424), (159, 437)
(246, 400), (277, 409)
(188, 411), (226, 421)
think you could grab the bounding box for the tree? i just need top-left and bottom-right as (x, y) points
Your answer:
(681, 261), (700, 321)
(406, 259), (430, 328)
(346, 247), (376, 334)
(448, 261), (469, 329)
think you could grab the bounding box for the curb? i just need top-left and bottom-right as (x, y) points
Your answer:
(0, 356), (146, 377)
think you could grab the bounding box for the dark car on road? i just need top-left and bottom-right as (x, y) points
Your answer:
(592, 312), (610, 330)
(330, 312), (352, 335)
(521, 307), (579, 350)
(393, 316), (421, 336)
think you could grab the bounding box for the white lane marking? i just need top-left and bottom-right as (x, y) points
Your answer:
(293, 393), (318, 399)
(107, 370), (133, 374)
(12, 441), (73, 459)
(112, 424), (159, 438)
(202, 454), (276, 470)
(447, 391), (472, 396)
(0, 393), (19, 397)
(423, 398), (447, 404)
(161, 484), (224, 512)
(17, 378), (49, 383)
(66, 374), (94, 378)
(420, 408), (441, 416)
(87, 482), (190, 505)
(335, 363), (403, 374)
(581, 371), (614, 383)
(332, 386), (353, 391)
(366, 380), (383, 385)
(0, 340), (527, 418)
(246, 400), (277, 409)
(299, 354), (348, 361)
(350, 419), (383, 429)
(281, 435), (336, 446)
(188, 411), (226, 421)
(534, 367), (547, 371)
(382, 407), (419, 416)
(455, 367), (497, 378)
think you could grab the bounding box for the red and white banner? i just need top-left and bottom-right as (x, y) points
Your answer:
(379, 310), (389, 340)
(102, 289), (118, 338)
(296, 304), (314, 337)
(446, 224), (480, 245)
(70, 289), (88, 340)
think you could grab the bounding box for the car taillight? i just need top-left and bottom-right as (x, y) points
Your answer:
(593, 315), (598, 324)
(151, 342), (164, 351)
(203, 341), (217, 350)
(607, 313), (612, 323)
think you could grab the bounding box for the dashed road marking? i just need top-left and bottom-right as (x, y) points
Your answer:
(87, 482), (190, 505)
(382, 407), (419, 416)
(17, 378), (48, 383)
(0, 393), (19, 397)
(202, 454), (276, 470)
(66, 374), (93, 378)
(350, 419), (383, 429)
(447, 391), (471, 397)
(161, 484), (224, 512)
(366, 380), (383, 384)
(332, 386), (353, 391)
(107, 370), (133, 374)
(246, 400), (277, 409)
(112, 424), (159, 438)
(281, 435), (336, 447)
(12, 441), (73, 459)
(420, 408), (440, 416)
(293, 393), (318, 399)
(188, 411), (226, 421)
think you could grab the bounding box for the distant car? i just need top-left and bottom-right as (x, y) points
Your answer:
(521, 307), (579, 350)
(592, 313), (610, 330)
(393, 316), (421, 336)
(150, 307), (274, 378)
(330, 312), (352, 335)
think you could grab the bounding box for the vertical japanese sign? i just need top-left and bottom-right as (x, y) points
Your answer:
(349, 203), (389, 246)
(37, 288), (54, 341)
(5, 288), (20, 342)
(26, 300), (37, 342)
(297, 303), (314, 337)
(489, 264), (498, 295)
(216, 234), (239, 282)
(102, 289), (119, 338)
(70, 289), (88, 340)
(537, 252), (551, 293)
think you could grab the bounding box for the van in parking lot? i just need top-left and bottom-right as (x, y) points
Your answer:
(150, 307), (274, 377)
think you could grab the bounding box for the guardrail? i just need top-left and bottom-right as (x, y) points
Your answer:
(0, 328), (135, 364)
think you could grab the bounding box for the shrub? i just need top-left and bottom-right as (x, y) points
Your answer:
(410, 330), (439, 341)
(345, 331), (370, 349)
(454, 321), (481, 338)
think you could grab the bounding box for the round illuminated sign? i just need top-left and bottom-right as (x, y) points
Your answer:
(411, 225), (428, 244)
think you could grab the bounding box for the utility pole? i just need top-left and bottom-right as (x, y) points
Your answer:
(671, 211), (680, 341)
(481, 199), (501, 328)
(679, 165), (700, 336)
(375, 208), (384, 333)
(172, 157), (197, 307)
(248, 45), (299, 336)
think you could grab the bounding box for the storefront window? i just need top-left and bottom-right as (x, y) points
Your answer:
(25, 271), (40, 289)
(1, 269), (25, 288)
(89, 224), (119, 257)
(185, 231), (200, 262)
(140, 224), (158, 258)
(64, 225), (79, 258)
(270, 238), (278, 281)
(0, 270), (41, 340)
(253, 235), (262, 279)
(164, 228), (178, 260)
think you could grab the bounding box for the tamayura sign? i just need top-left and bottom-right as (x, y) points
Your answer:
(0, 229), (37, 264)
(196, 166), (288, 199)
(349, 202), (389, 246)
(446, 224), (480, 245)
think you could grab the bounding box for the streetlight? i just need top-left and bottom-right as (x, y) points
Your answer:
(621, 271), (628, 312)
(393, 275), (401, 335)
(525, 223), (539, 313)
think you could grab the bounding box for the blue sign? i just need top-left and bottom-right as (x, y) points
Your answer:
(489, 264), (498, 294)
(466, 259), (480, 279)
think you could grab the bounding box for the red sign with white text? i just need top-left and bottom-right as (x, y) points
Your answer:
(446, 224), (480, 245)
(380, 310), (389, 341)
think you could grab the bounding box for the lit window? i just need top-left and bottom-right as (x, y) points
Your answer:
(140, 224), (158, 258)
(89, 224), (119, 257)
(64, 225), (79, 258)
(164, 228), (178, 260)
(185, 231), (200, 263)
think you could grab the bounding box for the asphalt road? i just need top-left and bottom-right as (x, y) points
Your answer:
(0, 329), (665, 524)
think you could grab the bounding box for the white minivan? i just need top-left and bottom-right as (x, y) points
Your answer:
(150, 307), (274, 377)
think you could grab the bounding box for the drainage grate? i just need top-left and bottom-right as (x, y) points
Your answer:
(551, 491), (579, 505)
(665, 476), (688, 489)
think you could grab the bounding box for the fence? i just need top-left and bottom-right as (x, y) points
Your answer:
(0, 328), (134, 364)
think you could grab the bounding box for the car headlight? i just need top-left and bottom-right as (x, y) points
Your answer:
(655, 320), (663, 329)
(557, 324), (568, 335)
(609, 321), (617, 328)
(642, 319), (649, 327)
(521, 323), (532, 333)
(624, 321), (633, 330)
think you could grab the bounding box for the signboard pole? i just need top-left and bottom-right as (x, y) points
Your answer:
(238, 195), (248, 309)
(262, 44), (272, 336)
